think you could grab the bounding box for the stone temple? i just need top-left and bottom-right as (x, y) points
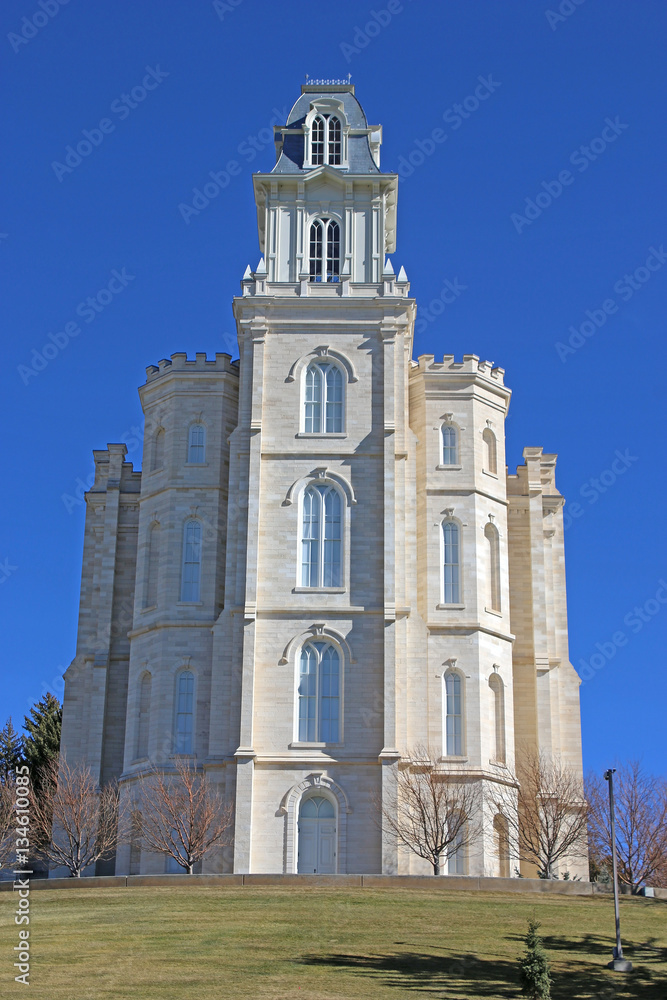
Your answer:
(60, 82), (585, 878)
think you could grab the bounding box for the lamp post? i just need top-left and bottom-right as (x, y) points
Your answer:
(604, 768), (632, 972)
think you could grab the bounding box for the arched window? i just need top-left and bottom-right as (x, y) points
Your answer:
(188, 423), (206, 464)
(442, 425), (458, 465)
(304, 362), (343, 433)
(489, 673), (505, 763)
(494, 813), (510, 877)
(327, 115), (342, 164)
(309, 218), (340, 282)
(301, 484), (342, 587)
(136, 672), (151, 759)
(129, 809), (142, 875)
(175, 670), (194, 753)
(448, 823), (466, 875)
(144, 523), (160, 609)
(442, 521), (461, 604)
(180, 520), (202, 602)
(151, 428), (165, 472)
(485, 522), (501, 612)
(445, 671), (463, 756)
(310, 114), (342, 166)
(311, 115), (325, 164)
(298, 642), (340, 742)
(483, 428), (497, 474)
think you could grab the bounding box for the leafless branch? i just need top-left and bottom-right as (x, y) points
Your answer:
(0, 780), (15, 871)
(494, 747), (588, 878)
(137, 758), (233, 874)
(31, 757), (125, 877)
(376, 745), (480, 875)
(586, 761), (667, 892)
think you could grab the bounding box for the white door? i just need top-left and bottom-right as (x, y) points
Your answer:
(297, 796), (336, 874)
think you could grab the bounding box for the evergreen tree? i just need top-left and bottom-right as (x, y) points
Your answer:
(0, 717), (23, 783)
(519, 919), (552, 999)
(23, 693), (62, 793)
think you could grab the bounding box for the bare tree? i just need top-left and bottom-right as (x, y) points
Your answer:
(494, 748), (588, 879)
(586, 761), (667, 893)
(31, 758), (125, 877)
(0, 779), (15, 871)
(138, 758), (233, 874)
(377, 746), (480, 875)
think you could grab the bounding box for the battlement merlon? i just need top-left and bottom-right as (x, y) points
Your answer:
(411, 353), (507, 383)
(144, 352), (240, 384)
(508, 446), (563, 504)
(89, 444), (141, 494)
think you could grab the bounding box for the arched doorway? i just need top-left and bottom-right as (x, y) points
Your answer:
(297, 795), (336, 874)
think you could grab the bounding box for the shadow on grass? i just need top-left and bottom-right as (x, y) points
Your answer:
(298, 948), (666, 999)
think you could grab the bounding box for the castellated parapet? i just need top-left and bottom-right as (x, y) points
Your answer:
(145, 351), (240, 382)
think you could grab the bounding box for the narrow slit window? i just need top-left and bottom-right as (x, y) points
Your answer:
(175, 670), (194, 754)
(442, 425), (458, 465)
(443, 522), (461, 604)
(181, 520), (202, 602)
(188, 424), (206, 464)
(445, 671), (463, 756)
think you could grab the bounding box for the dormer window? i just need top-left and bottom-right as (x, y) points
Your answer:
(311, 114), (342, 166)
(309, 218), (340, 282)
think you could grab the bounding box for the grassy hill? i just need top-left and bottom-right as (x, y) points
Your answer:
(1, 885), (665, 998)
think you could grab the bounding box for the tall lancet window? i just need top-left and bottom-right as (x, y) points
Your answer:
(136, 673), (151, 759)
(489, 673), (506, 763)
(175, 670), (194, 753)
(485, 522), (501, 612)
(483, 428), (497, 474)
(181, 520), (202, 602)
(304, 362), (343, 433)
(309, 218), (340, 282)
(298, 641), (340, 742)
(188, 423), (206, 464)
(145, 523), (160, 609)
(327, 115), (342, 164)
(442, 521), (461, 604)
(445, 671), (463, 756)
(310, 114), (342, 166)
(311, 115), (325, 164)
(301, 484), (342, 587)
(442, 425), (458, 465)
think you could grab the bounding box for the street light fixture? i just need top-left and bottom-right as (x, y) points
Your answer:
(604, 768), (632, 972)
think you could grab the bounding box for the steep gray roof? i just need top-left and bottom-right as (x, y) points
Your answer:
(272, 85), (380, 175)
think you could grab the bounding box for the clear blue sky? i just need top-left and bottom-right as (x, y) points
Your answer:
(1, 0), (665, 776)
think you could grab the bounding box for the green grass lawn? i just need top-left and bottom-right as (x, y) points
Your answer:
(1, 885), (666, 999)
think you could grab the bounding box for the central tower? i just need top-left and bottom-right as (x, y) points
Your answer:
(210, 82), (416, 873)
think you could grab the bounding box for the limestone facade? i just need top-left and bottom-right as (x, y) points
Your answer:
(60, 83), (585, 879)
